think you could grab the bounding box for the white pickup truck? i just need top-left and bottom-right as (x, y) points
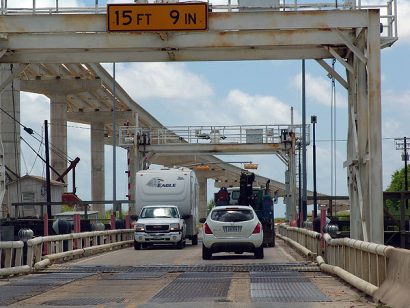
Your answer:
(133, 205), (187, 249)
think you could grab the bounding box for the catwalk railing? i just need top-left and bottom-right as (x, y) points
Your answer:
(0, 0), (397, 41)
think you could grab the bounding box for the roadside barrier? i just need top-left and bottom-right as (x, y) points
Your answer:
(278, 224), (410, 308)
(0, 229), (133, 277)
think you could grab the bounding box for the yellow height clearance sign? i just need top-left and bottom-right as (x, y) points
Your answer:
(107, 3), (208, 32)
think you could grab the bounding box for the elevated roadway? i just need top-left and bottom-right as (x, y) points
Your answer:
(0, 238), (376, 307)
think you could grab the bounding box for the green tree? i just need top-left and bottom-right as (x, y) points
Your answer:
(207, 199), (215, 215)
(386, 167), (410, 212)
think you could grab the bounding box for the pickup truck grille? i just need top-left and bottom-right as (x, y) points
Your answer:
(146, 225), (169, 232)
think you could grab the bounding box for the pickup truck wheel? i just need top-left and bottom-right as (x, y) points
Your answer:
(176, 239), (184, 249)
(254, 245), (264, 259)
(191, 234), (198, 246)
(202, 244), (212, 260)
(134, 240), (141, 250)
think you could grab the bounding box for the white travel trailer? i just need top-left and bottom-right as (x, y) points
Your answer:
(134, 167), (199, 247)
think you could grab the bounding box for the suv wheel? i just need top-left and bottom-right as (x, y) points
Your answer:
(254, 245), (264, 259)
(191, 234), (198, 246)
(202, 244), (212, 260)
(134, 240), (141, 250)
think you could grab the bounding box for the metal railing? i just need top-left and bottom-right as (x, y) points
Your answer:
(119, 124), (309, 147)
(277, 224), (395, 297)
(322, 233), (391, 287)
(0, 1), (397, 40)
(0, 240), (31, 276)
(278, 224), (321, 256)
(0, 229), (133, 277)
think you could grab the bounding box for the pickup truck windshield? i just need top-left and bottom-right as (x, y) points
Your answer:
(140, 207), (179, 218)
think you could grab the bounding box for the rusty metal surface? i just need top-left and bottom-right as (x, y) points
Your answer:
(150, 272), (232, 303)
(47, 262), (320, 273)
(41, 297), (126, 306)
(250, 272), (330, 302)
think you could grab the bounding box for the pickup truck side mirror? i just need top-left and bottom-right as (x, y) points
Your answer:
(181, 214), (191, 220)
(130, 214), (138, 220)
(199, 218), (206, 223)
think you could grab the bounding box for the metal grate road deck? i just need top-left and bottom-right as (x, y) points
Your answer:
(250, 272), (330, 302)
(150, 272), (232, 303)
(48, 262), (320, 274)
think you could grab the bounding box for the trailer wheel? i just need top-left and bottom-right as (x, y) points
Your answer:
(191, 234), (198, 246)
(134, 240), (141, 250)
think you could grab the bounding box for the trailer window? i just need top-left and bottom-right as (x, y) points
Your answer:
(211, 209), (254, 222)
(141, 207), (178, 218)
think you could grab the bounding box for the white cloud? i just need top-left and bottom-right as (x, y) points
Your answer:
(224, 89), (297, 125)
(112, 63), (214, 101)
(291, 72), (347, 108)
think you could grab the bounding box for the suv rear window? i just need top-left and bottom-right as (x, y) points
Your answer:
(211, 209), (254, 222)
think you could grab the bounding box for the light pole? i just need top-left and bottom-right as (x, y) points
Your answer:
(311, 115), (318, 219)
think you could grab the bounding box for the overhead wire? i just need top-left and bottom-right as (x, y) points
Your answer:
(0, 103), (73, 163)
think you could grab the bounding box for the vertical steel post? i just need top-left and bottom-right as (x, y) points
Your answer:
(112, 63), (117, 214)
(404, 136), (408, 201)
(311, 115), (317, 219)
(301, 60), (307, 223)
(298, 142), (302, 227)
(44, 120), (51, 218)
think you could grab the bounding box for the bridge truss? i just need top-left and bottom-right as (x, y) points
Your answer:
(0, 0), (399, 243)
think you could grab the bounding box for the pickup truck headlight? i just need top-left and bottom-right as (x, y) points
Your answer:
(135, 223), (145, 232)
(169, 223), (180, 231)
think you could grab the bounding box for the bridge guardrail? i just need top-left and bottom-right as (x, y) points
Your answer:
(0, 240), (31, 277)
(0, 229), (133, 277)
(277, 224), (392, 297)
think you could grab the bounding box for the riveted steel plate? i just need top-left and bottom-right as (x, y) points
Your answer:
(150, 272), (232, 303)
(51, 262), (320, 274)
(9, 272), (95, 286)
(106, 271), (166, 280)
(42, 297), (125, 306)
(250, 272), (330, 302)
(0, 285), (48, 306)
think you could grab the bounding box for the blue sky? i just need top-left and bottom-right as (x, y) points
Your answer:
(14, 0), (410, 217)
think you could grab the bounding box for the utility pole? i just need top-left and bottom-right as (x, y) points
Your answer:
(395, 137), (410, 198)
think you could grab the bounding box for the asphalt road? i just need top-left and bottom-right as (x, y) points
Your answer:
(2, 238), (377, 307)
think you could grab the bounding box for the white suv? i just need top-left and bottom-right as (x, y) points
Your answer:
(201, 205), (264, 259)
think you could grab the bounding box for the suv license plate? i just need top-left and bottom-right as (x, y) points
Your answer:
(223, 226), (242, 232)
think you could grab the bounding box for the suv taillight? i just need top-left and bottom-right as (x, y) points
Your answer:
(204, 223), (213, 234)
(253, 222), (261, 234)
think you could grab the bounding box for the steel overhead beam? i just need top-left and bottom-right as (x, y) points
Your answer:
(0, 11), (370, 33)
(142, 143), (286, 155)
(1, 47), (342, 63)
(3, 30), (353, 50)
(316, 59), (348, 89)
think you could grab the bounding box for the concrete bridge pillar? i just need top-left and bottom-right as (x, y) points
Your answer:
(197, 175), (208, 220)
(0, 64), (21, 218)
(91, 121), (105, 215)
(50, 94), (67, 186)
